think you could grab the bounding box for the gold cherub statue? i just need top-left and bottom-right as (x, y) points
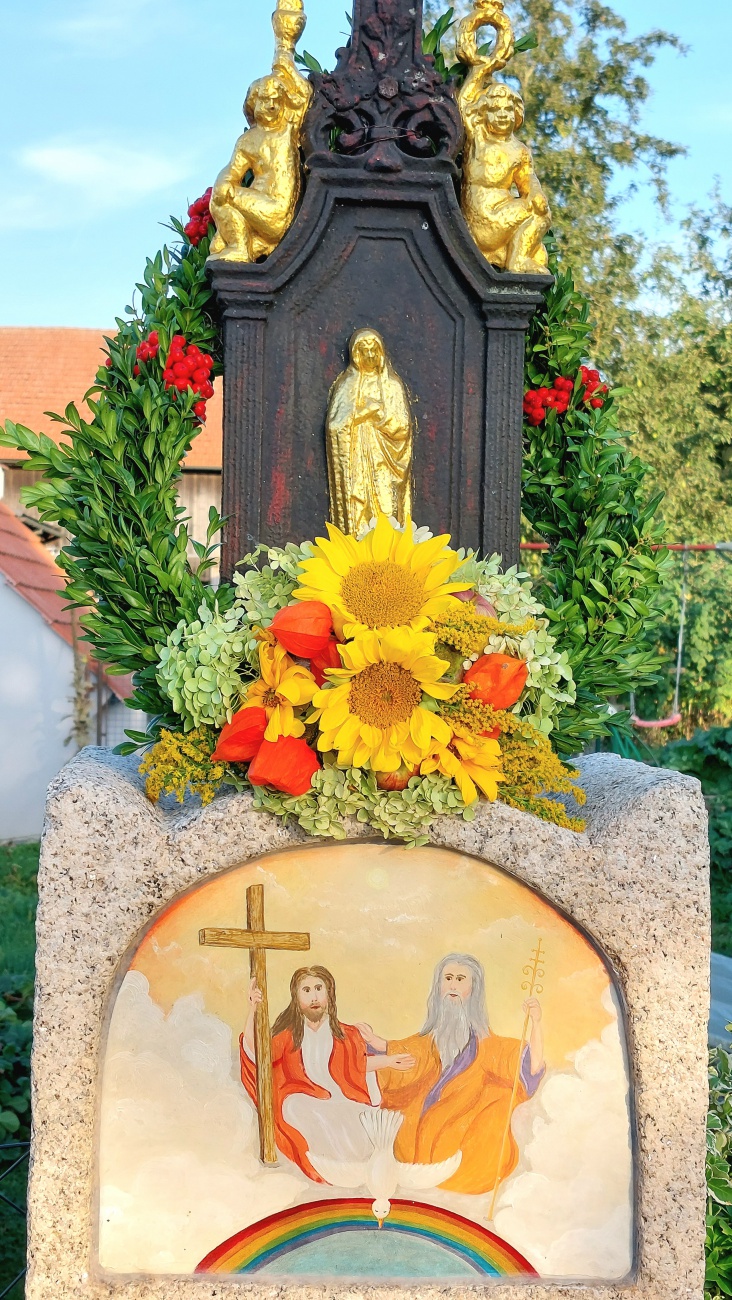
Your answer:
(208, 0), (313, 263)
(326, 329), (414, 537)
(456, 0), (551, 274)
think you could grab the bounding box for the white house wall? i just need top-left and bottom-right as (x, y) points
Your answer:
(0, 574), (76, 840)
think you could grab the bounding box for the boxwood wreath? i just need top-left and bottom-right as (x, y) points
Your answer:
(0, 192), (670, 847)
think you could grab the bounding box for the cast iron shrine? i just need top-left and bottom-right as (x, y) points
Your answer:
(208, 0), (552, 576)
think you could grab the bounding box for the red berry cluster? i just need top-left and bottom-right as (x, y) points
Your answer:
(523, 375), (575, 426)
(523, 367), (610, 426)
(133, 330), (159, 376)
(580, 365), (609, 409)
(162, 335), (215, 422)
(184, 188), (213, 246)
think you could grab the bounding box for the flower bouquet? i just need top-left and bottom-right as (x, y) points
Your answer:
(142, 515), (585, 845)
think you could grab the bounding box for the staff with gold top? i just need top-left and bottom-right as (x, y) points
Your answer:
(488, 937), (546, 1219)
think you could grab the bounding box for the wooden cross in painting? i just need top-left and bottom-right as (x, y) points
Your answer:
(199, 883), (310, 1165)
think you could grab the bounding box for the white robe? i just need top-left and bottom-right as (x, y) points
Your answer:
(245, 1019), (380, 1162)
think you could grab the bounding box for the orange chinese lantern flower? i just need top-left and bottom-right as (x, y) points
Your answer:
(270, 601), (333, 658)
(309, 635), (342, 686)
(211, 706), (268, 762)
(248, 735), (321, 796)
(463, 653), (528, 710)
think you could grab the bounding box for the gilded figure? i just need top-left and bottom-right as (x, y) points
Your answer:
(456, 0), (551, 274)
(208, 0), (312, 263)
(326, 329), (414, 537)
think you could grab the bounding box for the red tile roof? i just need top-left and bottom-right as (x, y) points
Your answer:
(0, 502), (131, 700)
(0, 327), (223, 470)
(0, 500), (74, 646)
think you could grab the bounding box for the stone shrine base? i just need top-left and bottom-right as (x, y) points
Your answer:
(27, 749), (709, 1299)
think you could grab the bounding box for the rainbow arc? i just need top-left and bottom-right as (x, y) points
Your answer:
(196, 1198), (537, 1277)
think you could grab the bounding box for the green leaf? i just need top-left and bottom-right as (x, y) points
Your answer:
(514, 31), (538, 53)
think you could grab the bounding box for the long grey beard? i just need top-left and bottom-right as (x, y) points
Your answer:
(431, 998), (472, 1071)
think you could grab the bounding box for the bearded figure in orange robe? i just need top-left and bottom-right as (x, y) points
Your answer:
(357, 953), (545, 1197)
(240, 965), (415, 1182)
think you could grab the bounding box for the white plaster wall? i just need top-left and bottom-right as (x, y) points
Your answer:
(0, 574), (75, 840)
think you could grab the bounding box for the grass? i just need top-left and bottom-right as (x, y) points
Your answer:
(0, 840), (37, 1300)
(713, 869), (732, 958)
(0, 842), (38, 979)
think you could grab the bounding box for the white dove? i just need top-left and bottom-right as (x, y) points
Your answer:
(308, 1108), (462, 1227)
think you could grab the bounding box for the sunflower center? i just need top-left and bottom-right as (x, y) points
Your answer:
(348, 662), (422, 726)
(341, 561), (425, 628)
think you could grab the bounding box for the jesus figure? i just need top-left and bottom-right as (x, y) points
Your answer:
(357, 953), (545, 1196)
(240, 965), (414, 1182)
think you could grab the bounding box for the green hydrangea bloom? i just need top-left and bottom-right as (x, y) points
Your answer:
(232, 542), (313, 670)
(252, 764), (474, 848)
(156, 602), (249, 730)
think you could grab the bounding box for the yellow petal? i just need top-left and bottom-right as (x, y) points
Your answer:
(373, 740), (400, 772)
(370, 514), (394, 563)
(409, 707), (431, 751)
(429, 713), (452, 746)
(393, 522), (416, 565)
(454, 766), (479, 805)
(411, 533), (453, 570)
(422, 679), (460, 700)
(466, 765), (501, 801)
(333, 714), (361, 749)
(263, 708), (281, 741)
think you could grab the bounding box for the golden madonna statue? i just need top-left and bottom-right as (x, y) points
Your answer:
(208, 0), (312, 263)
(326, 329), (414, 536)
(456, 0), (551, 274)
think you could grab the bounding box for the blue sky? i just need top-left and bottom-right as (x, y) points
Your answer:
(1, 0), (730, 327)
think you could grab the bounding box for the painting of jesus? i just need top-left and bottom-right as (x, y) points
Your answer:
(240, 965), (412, 1177)
(97, 841), (634, 1283)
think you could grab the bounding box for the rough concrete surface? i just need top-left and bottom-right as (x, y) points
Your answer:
(26, 749), (710, 1300)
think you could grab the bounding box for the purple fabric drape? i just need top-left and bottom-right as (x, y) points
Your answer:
(422, 1034), (544, 1115)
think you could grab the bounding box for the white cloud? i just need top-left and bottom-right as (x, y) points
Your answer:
(0, 139), (191, 232)
(21, 141), (187, 205)
(98, 971), (305, 1274)
(492, 986), (634, 1280)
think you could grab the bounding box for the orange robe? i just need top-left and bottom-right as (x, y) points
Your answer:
(378, 1031), (536, 1195)
(240, 1023), (371, 1182)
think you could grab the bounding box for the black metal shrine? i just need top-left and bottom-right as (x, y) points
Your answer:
(209, 0), (551, 579)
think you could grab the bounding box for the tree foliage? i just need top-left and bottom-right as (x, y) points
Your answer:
(707, 1039), (732, 1297)
(522, 258), (670, 755)
(426, 1), (732, 726)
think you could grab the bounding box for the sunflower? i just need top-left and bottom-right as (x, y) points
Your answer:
(421, 734), (504, 804)
(294, 514), (470, 638)
(310, 628), (458, 772)
(244, 636), (317, 741)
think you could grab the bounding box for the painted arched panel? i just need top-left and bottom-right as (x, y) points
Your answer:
(97, 841), (634, 1283)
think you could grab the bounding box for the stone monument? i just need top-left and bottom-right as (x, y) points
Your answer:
(27, 752), (709, 1296)
(23, 0), (710, 1296)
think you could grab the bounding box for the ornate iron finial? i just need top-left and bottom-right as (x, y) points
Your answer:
(304, 0), (463, 172)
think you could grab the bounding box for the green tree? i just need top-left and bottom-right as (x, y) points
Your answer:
(426, 2), (732, 724)
(616, 202), (732, 726)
